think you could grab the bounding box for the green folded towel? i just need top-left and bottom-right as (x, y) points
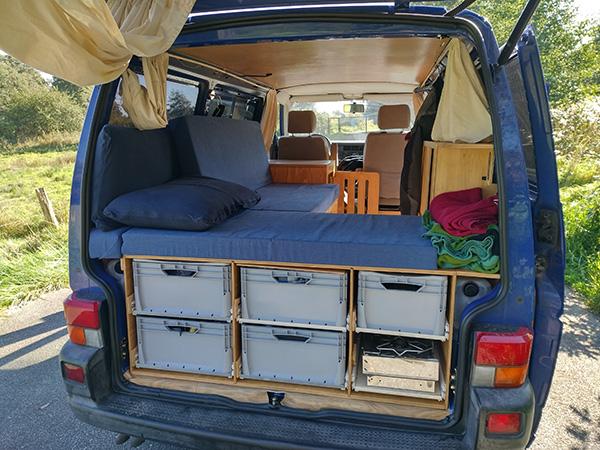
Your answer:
(422, 211), (499, 274)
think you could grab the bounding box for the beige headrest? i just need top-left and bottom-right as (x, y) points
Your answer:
(377, 105), (411, 130)
(288, 110), (316, 134)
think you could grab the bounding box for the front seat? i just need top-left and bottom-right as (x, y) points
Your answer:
(363, 104), (411, 208)
(278, 110), (331, 160)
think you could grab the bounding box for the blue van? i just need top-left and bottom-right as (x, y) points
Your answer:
(60, 1), (564, 449)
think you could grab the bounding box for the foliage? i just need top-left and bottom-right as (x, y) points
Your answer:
(0, 55), (47, 107)
(52, 77), (93, 107)
(0, 89), (85, 144)
(469, 0), (600, 104)
(0, 146), (75, 308)
(553, 99), (600, 312)
(167, 90), (195, 120)
(0, 56), (85, 147)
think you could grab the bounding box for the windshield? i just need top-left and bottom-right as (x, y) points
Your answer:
(290, 100), (383, 141)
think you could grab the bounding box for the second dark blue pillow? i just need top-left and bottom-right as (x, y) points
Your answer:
(103, 177), (260, 231)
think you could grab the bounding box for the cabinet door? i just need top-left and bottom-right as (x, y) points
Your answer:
(429, 145), (493, 200)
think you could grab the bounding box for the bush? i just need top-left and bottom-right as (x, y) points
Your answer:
(554, 98), (600, 313)
(0, 88), (85, 144)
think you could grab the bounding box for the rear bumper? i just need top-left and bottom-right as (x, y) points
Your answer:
(60, 343), (535, 450)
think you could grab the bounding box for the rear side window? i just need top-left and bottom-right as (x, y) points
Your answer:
(506, 57), (537, 194)
(109, 74), (200, 127)
(205, 85), (263, 121)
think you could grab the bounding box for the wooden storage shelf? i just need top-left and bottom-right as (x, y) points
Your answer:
(419, 141), (495, 214)
(122, 255), (498, 419)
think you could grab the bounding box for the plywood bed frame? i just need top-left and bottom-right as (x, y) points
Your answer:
(122, 256), (499, 420)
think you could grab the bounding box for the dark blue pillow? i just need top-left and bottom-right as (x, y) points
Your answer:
(103, 177), (260, 231)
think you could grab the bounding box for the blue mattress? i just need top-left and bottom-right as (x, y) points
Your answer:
(253, 184), (338, 212)
(121, 211), (437, 269)
(89, 227), (128, 259)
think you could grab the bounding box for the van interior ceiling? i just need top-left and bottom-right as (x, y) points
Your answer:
(93, 33), (499, 422)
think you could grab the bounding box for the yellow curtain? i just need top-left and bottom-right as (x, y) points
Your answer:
(431, 39), (492, 143)
(0, 0), (195, 129)
(260, 90), (279, 151)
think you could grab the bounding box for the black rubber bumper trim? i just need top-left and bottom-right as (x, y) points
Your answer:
(68, 393), (465, 450)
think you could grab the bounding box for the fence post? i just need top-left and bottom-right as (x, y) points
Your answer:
(35, 187), (59, 227)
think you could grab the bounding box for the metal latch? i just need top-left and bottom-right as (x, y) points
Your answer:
(267, 391), (285, 408)
(119, 337), (128, 361)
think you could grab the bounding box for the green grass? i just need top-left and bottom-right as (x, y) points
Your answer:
(0, 142), (76, 308)
(559, 156), (600, 313)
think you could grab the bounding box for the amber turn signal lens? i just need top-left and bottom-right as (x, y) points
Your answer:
(67, 325), (86, 345)
(494, 366), (528, 387)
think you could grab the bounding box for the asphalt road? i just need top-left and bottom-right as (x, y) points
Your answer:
(1, 289), (598, 449)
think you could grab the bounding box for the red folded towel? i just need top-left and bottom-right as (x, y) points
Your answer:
(429, 188), (498, 237)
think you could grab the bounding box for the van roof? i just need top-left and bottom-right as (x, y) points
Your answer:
(189, 1), (450, 18)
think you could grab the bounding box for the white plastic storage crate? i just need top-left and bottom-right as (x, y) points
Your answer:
(240, 267), (347, 327)
(357, 272), (448, 339)
(241, 324), (347, 388)
(133, 259), (231, 320)
(136, 316), (232, 376)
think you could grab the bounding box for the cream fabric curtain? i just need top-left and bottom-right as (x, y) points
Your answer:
(260, 90), (279, 151)
(431, 39), (493, 143)
(0, 0), (195, 129)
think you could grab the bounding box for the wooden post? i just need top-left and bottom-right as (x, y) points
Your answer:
(35, 187), (59, 227)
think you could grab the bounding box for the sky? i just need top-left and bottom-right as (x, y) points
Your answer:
(575, 0), (600, 20)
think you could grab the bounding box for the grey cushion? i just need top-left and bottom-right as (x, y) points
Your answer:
(169, 116), (271, 190)
(91, 125), (176, 230)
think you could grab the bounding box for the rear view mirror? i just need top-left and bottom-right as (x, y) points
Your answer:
(343, 102), (365, 114)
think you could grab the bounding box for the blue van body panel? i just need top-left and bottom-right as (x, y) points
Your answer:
(69, 86), (101, 292)
(517, 27), (565, 430)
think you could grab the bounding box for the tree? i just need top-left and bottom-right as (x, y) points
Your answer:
(469, 0), (600, 104)
(167, 90), (194, 120)
(52, 77), (92, 107)
(0, 55), (47, 108)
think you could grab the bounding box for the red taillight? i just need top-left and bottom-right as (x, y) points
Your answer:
(475, 329), (533, 366)
(63, 291), (103, 347)
(62, 363), (85, 383)
(64, 293), (101, 329)
(486, 413), (522, 435)
(472, 328), (533, 388)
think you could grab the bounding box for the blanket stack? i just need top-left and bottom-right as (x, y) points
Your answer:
(423, 188), (499, 274)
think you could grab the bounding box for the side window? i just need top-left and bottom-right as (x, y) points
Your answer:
(506, 57), (537, 193)
(205, 85), (262, 121)
(109, 73), (200, 126)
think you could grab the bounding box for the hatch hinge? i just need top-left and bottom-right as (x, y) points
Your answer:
(536, 209), (560, 247)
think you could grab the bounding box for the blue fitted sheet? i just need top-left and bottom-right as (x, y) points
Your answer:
(121, 211), (437, 269)
(89, 227), (129, 259)
(253, 184), (338, 212)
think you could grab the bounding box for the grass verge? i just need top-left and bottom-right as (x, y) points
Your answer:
(0, 143), (76, 308)
(559, 156), (600, 313)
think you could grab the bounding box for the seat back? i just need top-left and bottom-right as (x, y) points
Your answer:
(278, 110), (331, 160)
(334, 171), (380, 214)
(363, 105), (410, 207)
(91, 125), (176, 229)
(169, 115), (271, 190)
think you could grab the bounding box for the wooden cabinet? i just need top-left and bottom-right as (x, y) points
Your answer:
(419, 141), (494, 214)
(269, 159), (335, 184)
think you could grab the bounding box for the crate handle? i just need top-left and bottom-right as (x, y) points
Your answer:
(272, 274), (311, 285)
(381, 282), (423, 292)
(161, 268), (197, 278)
(272, 331), (311, 342)
(164, 324), (198, 335)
